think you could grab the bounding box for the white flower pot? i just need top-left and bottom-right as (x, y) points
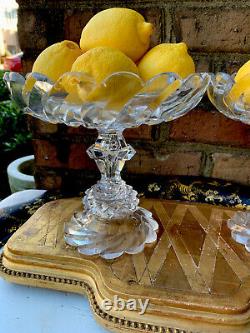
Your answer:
(7, 155), (35, 193)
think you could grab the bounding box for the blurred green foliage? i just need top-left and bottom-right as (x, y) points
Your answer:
(0, 71), (32, 152)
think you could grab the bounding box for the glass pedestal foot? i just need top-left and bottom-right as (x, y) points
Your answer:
(227, 211), (250, 252)
(64, 131), (159, 259)
(64, 207), (158, 259)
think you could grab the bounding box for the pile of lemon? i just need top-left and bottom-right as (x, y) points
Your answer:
(26, 7), (197, 108)
(26, 7), (250, 108)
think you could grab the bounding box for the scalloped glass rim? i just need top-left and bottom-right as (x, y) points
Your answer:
(207, 72), (250, 124)
(4, 70), (210, 130)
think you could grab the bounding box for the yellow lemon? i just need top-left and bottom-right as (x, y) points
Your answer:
(234, 60), (250, 82)
(151, 80), (182, 109)
(70, 46), (141, 109)
(79, 8), (153, 62)
(32, 40), (83, 82)
(228, 74), (250, 105)
(23, 75), (37, 95)
(49, 72), (96, 104)
(71, 46), (138, 83)
(86, 73), (143, 110)
(23, 40), (83, 98)
(138, 42), (195, 81)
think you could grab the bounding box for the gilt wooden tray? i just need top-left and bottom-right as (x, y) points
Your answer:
(1, 198), (250, 333)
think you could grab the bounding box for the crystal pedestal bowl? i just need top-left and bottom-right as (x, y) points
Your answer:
(208, 72), (250, 124)
(208, 72), (250, 252)
(5, 70), (210, 259)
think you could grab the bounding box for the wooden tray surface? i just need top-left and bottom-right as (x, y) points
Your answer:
(1, 198), (250, 333)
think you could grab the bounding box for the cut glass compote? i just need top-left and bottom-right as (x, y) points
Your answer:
(4, 70), (210, 259)
(208, 72), (250, 124)
(208, 72), (250, 252)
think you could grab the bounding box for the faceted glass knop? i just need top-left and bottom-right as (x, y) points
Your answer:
(87, 131), (135, 183)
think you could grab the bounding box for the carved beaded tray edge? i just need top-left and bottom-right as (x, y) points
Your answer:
(2, 197), (250, 333)
(0, 254), (189, 333)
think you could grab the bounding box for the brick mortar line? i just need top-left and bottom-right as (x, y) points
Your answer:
(32, 135), (96, 144)
(31, 134), (156, 144)
(191, 53), (250, 59)
(131, 141), (250, 155)
(201, 153), (214, 177)
(31, 136), (250, 155)
(21, 48), (250, 60)
(165, 2), (250, 9)
(34, 141), (250, 180)
(168, 7), (177, 43)
(35, 166), (98, 175)
(153, 123), (170, 142)
(33, 140), (250, 157)
(160, 8), (167, 43)
(199, 152), (209, 177)
(17, 1), (250, 9)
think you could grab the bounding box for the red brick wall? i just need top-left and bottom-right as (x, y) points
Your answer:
(17, 0), (250, 189)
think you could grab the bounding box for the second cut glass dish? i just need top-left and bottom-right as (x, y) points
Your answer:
(208, 72), (250, 252)
(5, 70), (210, 259)
(208, 72), (250, 124)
